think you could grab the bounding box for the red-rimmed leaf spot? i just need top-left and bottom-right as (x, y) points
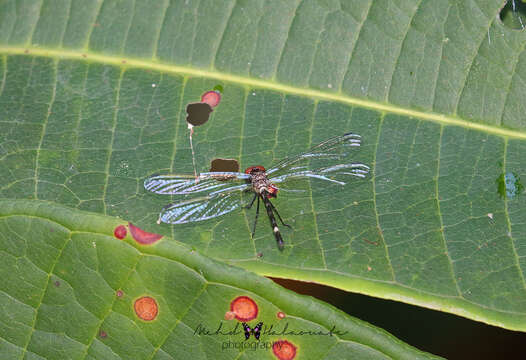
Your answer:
(134, 296), (158, 321)
(277, 311), (286, 319)
(201, 90), (221, 107)
(230, 296), (258, 322)
(114, 225), (127, 239)
(128, 222), (162, 245)
(272, 340), (297, 360)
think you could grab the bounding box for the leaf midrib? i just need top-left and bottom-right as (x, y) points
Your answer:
(1, 45), (524, 140)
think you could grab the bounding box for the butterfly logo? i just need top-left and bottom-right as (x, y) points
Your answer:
(242, 322), (263, 340)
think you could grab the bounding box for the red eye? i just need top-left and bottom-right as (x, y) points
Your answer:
(244, 165), (266, 174)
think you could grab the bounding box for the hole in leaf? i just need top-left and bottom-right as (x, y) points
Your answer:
(500, 0), (526, 30)
(186, 102), (213, 126)
(209, 158), (240, 173)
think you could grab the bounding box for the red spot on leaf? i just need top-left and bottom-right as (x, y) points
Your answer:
(116, 290), (123, 297)
(54, 281), (60, 287)
(201, 90), (221, 107)
(134, 296), (158, 321)
(230, 296), (258, 322)
(273, 340), (297, 360)
(114, 225), (127, 239)
(128, 222), (162, 245)
(99, 330), (107, 338)
(277, 311), (285, 319)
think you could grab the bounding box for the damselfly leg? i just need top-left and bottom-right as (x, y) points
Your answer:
(251, 196), (260, 239)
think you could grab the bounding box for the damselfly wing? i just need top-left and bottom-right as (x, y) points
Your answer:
(144, 133), (370, 250)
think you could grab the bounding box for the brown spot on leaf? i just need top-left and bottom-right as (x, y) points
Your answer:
(128, 222), (162, 245)
(99, 330), (107, 338)
(364, 238), (379, 246)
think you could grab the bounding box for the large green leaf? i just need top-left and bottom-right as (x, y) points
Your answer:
(1, 0), (526, 333)
(0, 200), (440, 359)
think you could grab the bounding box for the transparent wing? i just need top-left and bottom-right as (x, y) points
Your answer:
(157, 184), (249, 224)
(144, 172), (251, 195)
(270, 163), (370, 187)
(266, 132), (362, 176)
(266, 132), (369, 187)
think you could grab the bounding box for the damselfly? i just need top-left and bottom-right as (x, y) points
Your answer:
(144, 133), (370, 250)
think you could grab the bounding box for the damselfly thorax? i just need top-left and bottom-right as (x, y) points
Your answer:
(245, 166), (278, 198)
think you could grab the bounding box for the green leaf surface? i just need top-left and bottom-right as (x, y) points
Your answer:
(0, 200), (440, 360)
(1, 0), (526, 333)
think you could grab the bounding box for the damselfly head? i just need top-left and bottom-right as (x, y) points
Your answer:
(244, 165), (266, 175)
